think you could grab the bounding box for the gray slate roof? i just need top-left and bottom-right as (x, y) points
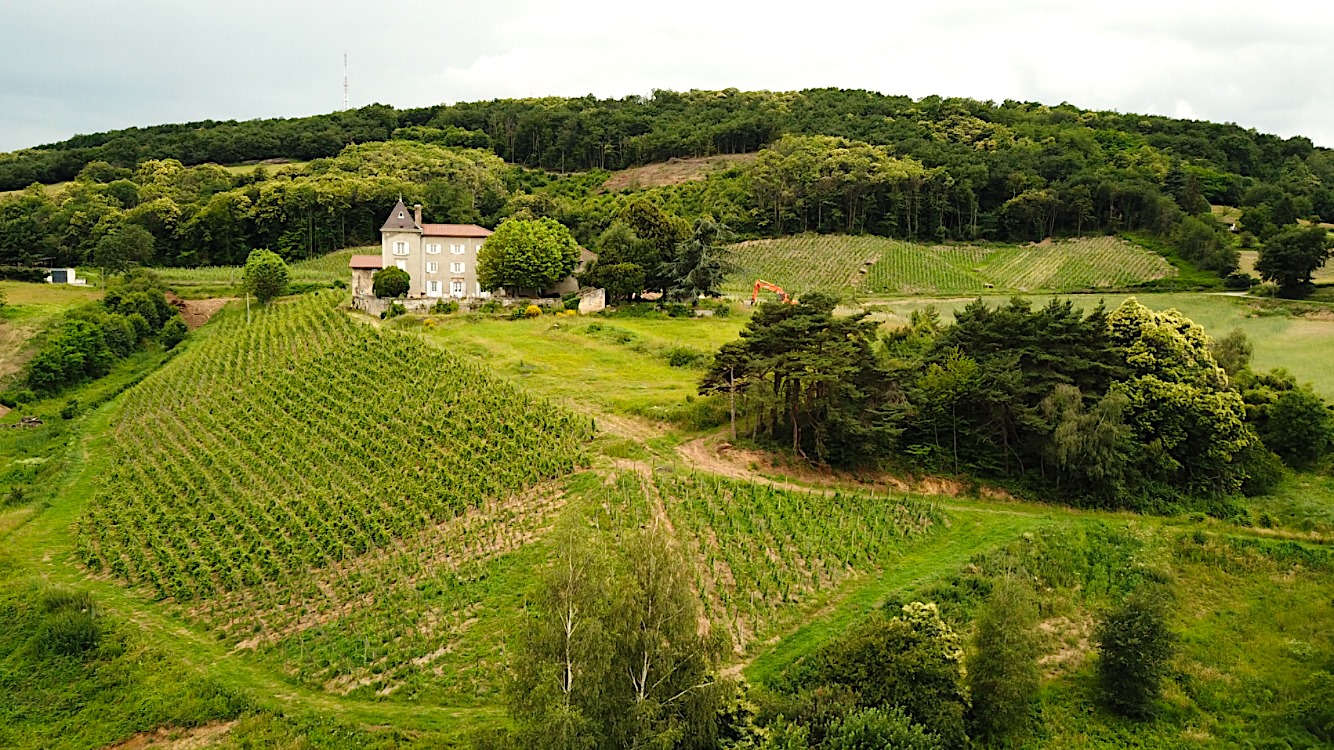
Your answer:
(380, 199), (421, 232)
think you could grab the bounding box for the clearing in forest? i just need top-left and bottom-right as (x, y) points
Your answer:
(727, 235), (1175, 296)
(77, 292), (593, 703)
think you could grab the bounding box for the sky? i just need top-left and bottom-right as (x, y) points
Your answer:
(1, 0), (1332, 153)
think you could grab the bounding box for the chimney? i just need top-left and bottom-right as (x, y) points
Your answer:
(413, 204), (423, 225)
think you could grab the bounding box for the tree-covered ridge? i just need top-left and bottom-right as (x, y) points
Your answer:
(3, 89), (1331, 291)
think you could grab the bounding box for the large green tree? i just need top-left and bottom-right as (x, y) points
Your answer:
(662, 216), (735, 301)
(477, 217), (580, 296)
(89, 223), (154, 281)
(242, 248), (290, 305)
(1255, 226), (1330, 296)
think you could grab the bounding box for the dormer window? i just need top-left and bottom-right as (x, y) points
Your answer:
(397, 212), (404, 219)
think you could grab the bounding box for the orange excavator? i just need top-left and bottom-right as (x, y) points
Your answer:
(750, 279), (796, 306)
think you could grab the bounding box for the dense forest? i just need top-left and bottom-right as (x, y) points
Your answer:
(2, 89), (1332, 289)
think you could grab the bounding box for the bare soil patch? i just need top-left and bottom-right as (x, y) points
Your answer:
(101, 721), (236, 750)
(600, 154), (757, 192)
(166, 294), (231, 330)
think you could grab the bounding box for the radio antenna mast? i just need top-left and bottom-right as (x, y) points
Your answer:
(342, 53), (349, 110)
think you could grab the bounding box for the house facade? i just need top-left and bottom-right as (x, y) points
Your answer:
(375, 199), (492, 299)
(350, 201), (600, 309)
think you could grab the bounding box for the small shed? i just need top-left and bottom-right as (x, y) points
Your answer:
(349, 255), (383, 297)
(45, 268), (86, 285)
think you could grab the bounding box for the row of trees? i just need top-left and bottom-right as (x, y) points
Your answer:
(702, 296), (1333, 510)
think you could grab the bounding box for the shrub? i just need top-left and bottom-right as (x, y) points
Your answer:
(1223, 272), (1258, 290)
(524, 304), (542, 318)
(0, 266), (47, 283)
(1095, 586), (1177, 719)
(430, 299), (459, 315)
(372, 266), (410, 298)
(160, 316), (188, 349)
(825, 707), (943, 750)
(1291, 671), (1334, 742)
(381, 302), (407, 320)
(967, 577), (1041, 744)
(36, 589), (100, 656)
(479, 299), (503, 314)
(816, 602), (969, 746)
(665, 346), (709, 369)
(60, 399), (79, 420)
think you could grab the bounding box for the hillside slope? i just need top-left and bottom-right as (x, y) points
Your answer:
(77, 293), (593, 702)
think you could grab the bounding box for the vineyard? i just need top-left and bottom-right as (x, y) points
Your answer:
(592, 470), (944, 653)
(76, 292), (593, 701)
(119, 248), (361, 291)
(728, 235), (1176, 296)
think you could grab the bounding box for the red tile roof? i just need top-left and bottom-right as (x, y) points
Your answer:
(349, 255), (383, 269)
(421, 223), (492, 238)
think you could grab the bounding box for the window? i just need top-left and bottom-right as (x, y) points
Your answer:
(427, 280), (441, 296)
(450, 280), (465, 297)
(395, 260), (407, 271)
(450, 262), (465, 273)
(450, 243), (466, 255)
(397, 211), (404, 219)
(426, 243), (441, 254)
(392, 241), (409, 256)
(426, 261), (438, 274)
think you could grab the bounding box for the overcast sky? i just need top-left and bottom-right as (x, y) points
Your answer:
(2, 0), (1332, 153)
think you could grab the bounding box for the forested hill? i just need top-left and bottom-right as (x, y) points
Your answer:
(3, 88), (1332, 274)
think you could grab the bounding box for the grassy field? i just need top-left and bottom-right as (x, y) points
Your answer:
(727, 235), (1175, 297)
(418, 311), (744, 424)
(78, 248), (362, 296)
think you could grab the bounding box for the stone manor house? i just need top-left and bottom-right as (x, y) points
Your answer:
(350, 199), (493, 300)
(350, 201), (597, 312)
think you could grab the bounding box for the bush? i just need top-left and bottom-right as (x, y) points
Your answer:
(1095, 586), (1177, 719)
(381, 302), (407, 319)
(1291, 671), (1334, 742)
(825, 707), (943, 750)
(1239, 442), (1285, 496)
(967, 577), (1041, 744)
(664, 346), (709, 369)
(372, 266), (410, 298)
(60, 399), (79, 420)
(1223, 272), (1258, 290)
(478, 299), (503, 314)
(815, 602), (969, 746)
(159, 316), (188, 349)
(0, 266), (47, 283)
(430, 299), (459, 315)
(524, 304), (542, 318)
(36, 589), (100, 656)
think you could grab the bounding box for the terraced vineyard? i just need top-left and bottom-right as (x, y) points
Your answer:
(110, 248), (362, 291)
(594, 471), (944, 653)
(76, 292), (593, 701)
(728, 235), (1175, 296)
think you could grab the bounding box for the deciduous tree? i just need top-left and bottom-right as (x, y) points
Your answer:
(242, 248), (290, 305)
(477, 217), (580, 296)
